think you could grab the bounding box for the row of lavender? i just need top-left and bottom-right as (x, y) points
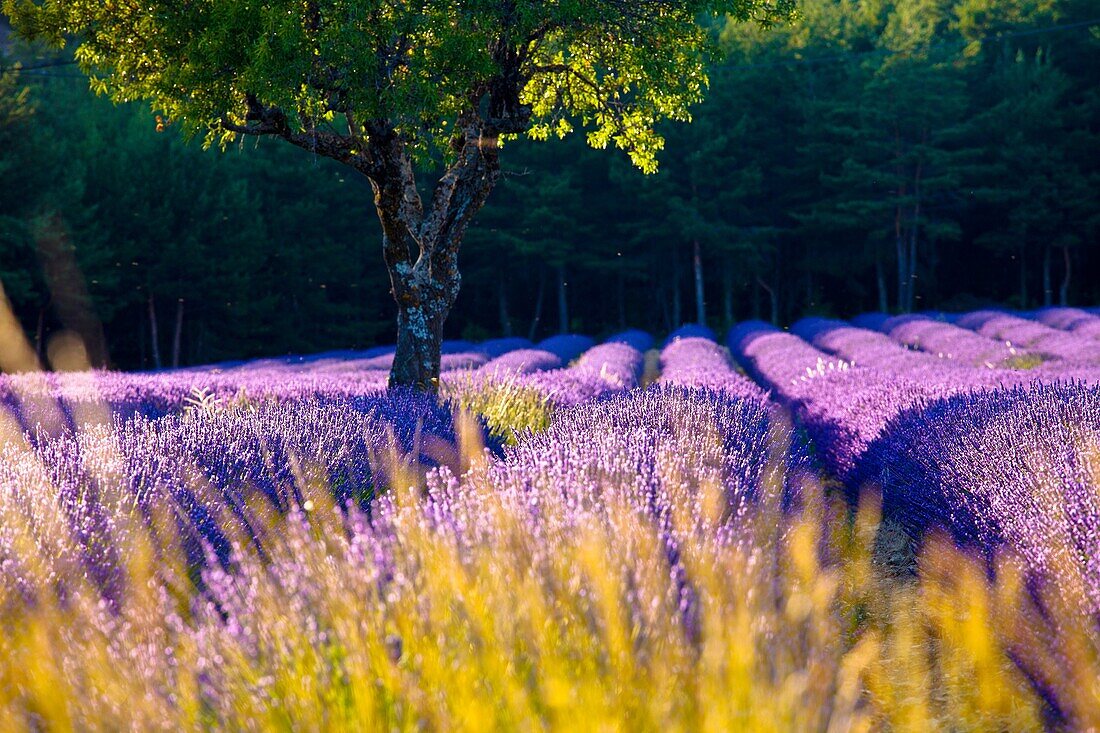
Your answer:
(0, 312), (1096, 723)
(0, 331), (650, 436)
(728, 311), (1100, 618)
(0, 328), (796, 611)
(4, 308), (1100, 616)
(0, 336), (835, 728)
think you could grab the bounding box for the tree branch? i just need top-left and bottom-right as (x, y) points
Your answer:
(223, 93), (360, 165)
(419, 115), (502, 291)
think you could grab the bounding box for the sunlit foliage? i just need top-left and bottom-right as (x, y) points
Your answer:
(5, 0), (797, 172)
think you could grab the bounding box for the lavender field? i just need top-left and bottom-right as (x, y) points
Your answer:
(2, 309), (1100, 730)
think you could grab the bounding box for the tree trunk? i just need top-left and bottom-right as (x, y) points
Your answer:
(528, 274), (545, 341)
(232, 75), (527, 392)
(1059, 246), (1071, 306)
(35, 304), (46, 365)
(1042, 245), (1053, 307)
(875, 255), (888, 313)
(616, 272), (627, 330)
(893, 151), (908, 313)
(171, 298), (184, 369)
(722, 267), (734, 328)
(1019, 244), (1028, 308)
(556, 265), (569, 335)
(498, 278), (512, 337)
(671, 251), (682, 328)
(364, 114), (501, 392)
(692, 239), (706, 327)
(147, 294), (162, 370)
(758, 276), (779, 326)
(391, 300), (446, 390)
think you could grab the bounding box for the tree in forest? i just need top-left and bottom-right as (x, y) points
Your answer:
(797, 0), (970, 314)
(464, 138), (591, 337)
(0, 51), (52, 367)
(6, 0), (795, 390)
(965, 48), (1092, 307)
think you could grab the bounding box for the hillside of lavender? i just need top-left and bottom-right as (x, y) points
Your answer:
(2, 308), (1100, 729)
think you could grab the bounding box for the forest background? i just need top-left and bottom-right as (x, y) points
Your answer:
(1, 0), (1098, 370)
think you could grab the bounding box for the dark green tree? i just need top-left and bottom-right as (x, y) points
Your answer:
(7, 0), (796, 390)
(796, 0), (970, 313)
(965, 48), (1092, 307)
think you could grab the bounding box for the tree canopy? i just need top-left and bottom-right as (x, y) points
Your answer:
(6, 0), (796, 172)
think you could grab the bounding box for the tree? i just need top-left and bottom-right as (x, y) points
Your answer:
(964, 48), (1091, 307)
(0, 49), (54, 366)
(7, 0), (796, 390)
(794, 0), (970, 314)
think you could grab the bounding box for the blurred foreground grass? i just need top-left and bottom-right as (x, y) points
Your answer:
(0, 403), (1096, 731)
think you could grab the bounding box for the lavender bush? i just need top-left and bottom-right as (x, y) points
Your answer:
(657, 336), (762, 398)
(1029, 307), (1100, 341)
(536, 334), (596, 362)
(956, 310), (1100, 364)
(605, 328), (655, 353)
(874, 313), (1033, 368)
(1, 310), (1099, 728)
(855, 382), (1100, 617)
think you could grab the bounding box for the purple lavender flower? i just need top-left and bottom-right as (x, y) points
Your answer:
(535, 334), (596, 363)
(957, 310), (1100, 364)
(477, 337), (534, 358)
(664, 323), (718, 345)
(855, 381), (1100, 615)
(1029, 307), (1100, 342)
(658, 336), (762, 399)
(604, 329), (654, 353)
(875, 313), (1030, 368)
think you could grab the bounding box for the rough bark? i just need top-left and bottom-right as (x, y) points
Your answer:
(391, 304), (446, 390)
(228, 83), (525, 392)
(365, 115), (503, 391)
